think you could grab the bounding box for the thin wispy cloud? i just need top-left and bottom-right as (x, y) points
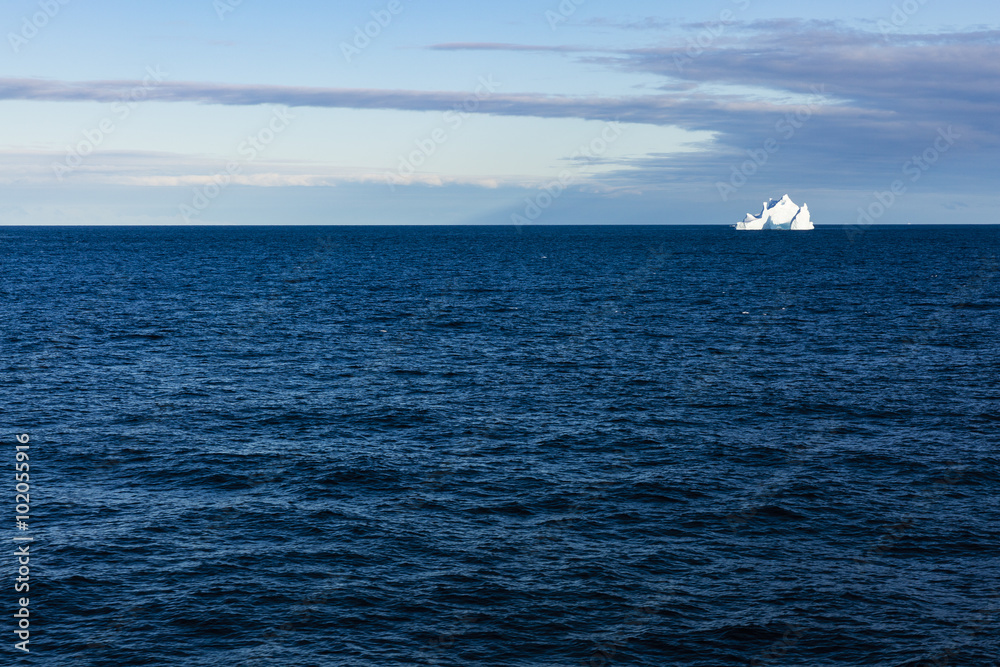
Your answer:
(0, 148), (551, 190)
(427, 42), (594, 53)
(0, 76), (864, 126)
(580, 17), (675, 31)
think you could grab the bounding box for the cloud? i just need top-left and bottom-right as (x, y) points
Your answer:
(586, 23), (1000, 190)
(5, 23), (998, 195)
(0, 76), (628, 120)
(581, 17), (675, 31)
(424, 24), (1000, 191)
(431, 27), (1000, 146)
(0, 149), (546, 190)
(0, 75), (867, 131)
(427, 42), (591, 52)
(618, 25), (1000, 112)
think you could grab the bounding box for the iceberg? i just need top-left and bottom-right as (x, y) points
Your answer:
(734, 194), (814, 230)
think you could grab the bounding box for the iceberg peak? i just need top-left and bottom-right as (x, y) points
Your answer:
(734, 195), (815, 231)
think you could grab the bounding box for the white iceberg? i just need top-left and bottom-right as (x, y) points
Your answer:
(735, 194), (814, 230)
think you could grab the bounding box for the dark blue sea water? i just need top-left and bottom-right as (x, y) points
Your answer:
(2, 225), (999, 666)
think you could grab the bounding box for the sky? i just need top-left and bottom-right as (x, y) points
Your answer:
(1, 0), (998, 225)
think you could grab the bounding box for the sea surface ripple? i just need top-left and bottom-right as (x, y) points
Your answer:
(1, 225), (998, 666)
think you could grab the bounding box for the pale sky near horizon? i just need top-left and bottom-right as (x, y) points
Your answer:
(2, 0), (998, 225)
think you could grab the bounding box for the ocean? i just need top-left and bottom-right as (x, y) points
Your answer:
(2, 225), (998, 666)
